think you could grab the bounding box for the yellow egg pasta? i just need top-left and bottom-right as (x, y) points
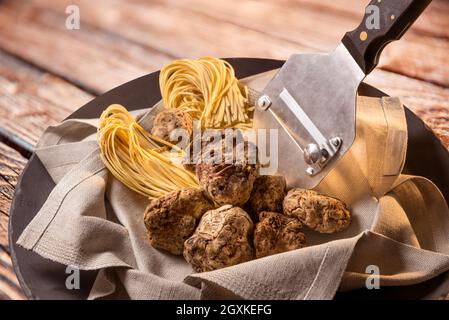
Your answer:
(159, 57), (252, 129)
(97, 104), (199, 199)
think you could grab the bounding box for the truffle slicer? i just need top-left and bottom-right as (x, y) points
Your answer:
(253, 0), (431, 189)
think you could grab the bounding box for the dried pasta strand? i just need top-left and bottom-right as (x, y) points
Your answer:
(98, 104), (199, 199)
(160, 57), (252, 129)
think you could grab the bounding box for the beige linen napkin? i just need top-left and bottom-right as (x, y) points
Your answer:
(17, 71), (449, 300)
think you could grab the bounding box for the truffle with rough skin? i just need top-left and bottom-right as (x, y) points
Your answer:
(183, 205), (254, 272)
(283, 189), (351, 234)
(247, 175), (287, 221)
(151, 109), (193, 143)
(144, 188), (213, 255)
(196, 132), (259, 206)
(254, 211), (306, 258)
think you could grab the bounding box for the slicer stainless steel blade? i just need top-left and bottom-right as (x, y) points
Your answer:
(254, 0), (432, 189)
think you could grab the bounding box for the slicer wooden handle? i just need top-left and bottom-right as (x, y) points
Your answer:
(342, 0), (432, 74)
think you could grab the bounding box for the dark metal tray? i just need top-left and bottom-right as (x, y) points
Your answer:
(9, 58), (449, 300)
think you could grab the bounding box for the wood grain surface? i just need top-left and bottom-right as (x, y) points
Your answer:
(0, 0), (447, 299)
(0, 143), (27, 299)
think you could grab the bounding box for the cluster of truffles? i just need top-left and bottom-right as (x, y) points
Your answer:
(144, 174), (352, 272)
(145, 110), (352, 272)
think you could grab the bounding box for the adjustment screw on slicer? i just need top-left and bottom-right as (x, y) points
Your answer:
(257, 95), (272, 110)
(330, 137), (342, 147)
(304, 143), (321, 165)
(306, 167), (315, 176)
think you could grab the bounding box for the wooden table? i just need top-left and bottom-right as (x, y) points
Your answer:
(0, 0), (448, 300)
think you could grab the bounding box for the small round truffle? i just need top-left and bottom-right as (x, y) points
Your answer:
(247, 175), (287, 221)
(151, 109), (193, 143)
(196, 133), (259, 206)
(283, 189), (351, 234)
(144, 188), (213, 255)
(254, 212), (306, 258)
(183, 205), (254, 272)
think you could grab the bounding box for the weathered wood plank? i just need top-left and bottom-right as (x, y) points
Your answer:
(142, 0), (449, 88)
(8, 0), (449, 91)
(0, 249), (25, 300)
(20, 0), (307, 59)
(0, 215), (9, 254)
(275, 0), (449, 39)
(283, 0), (449, 87)
(0, 143), (26, 217)
(0, 142), (27, 300)
(0, 51), (94, 148)
(0, 0), (173, 94)
(0, 141), (27, 261)
(10, 0), (449, 90)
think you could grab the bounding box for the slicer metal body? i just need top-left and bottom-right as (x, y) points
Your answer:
(254, 44), (365, 189)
